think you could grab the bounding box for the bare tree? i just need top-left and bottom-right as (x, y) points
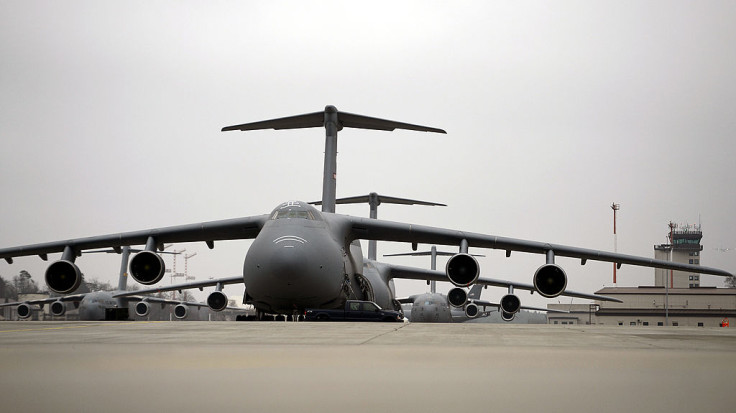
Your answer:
(13, 270), (40, 295)
(0, 275), (19, 301)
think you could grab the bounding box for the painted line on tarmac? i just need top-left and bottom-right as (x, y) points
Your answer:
(0, 321), (163, 333)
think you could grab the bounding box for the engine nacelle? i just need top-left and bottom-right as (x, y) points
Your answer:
(50, 300), (66, 316)
(45, 260), (82, 294)
(500, 294), (521, 314)
(464, 302), (479, 318)
(129, 251), (166, 285)
(17, 303), (33, 319)
(174, 303), (188, 319)
(135, 301), (151, 317)
(533, 264), (567, 298)
(446, 253), (480, 287)
(447, 287), (468, 308)
(207, 291), (228, 312)
(501, 311), (515, 322)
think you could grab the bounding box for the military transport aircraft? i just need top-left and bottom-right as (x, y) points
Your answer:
(388, 246), (569, 322)
(0, 106), (731, 320)
(0, 247), (235, 320)
(314, 194), (565, 323)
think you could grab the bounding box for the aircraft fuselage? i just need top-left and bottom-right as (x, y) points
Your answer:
(242, 202), (397, 314)
(243, 202), (351, 314)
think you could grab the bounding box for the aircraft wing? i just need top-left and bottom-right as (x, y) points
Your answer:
(377, 262), (623, 302)
(395, 296), (418, 305)
(346, 216), (733, 277)
(471, 299), (569, 314)
(112, 276), (244, 299)
(0, 293), (87, 307)
(0, 215), (269, 263)
(119, 295), (211, 308)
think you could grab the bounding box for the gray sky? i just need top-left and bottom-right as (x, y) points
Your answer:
(1, 1), (734, 307)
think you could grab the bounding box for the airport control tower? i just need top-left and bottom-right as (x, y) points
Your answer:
(654, 223), (703, 288)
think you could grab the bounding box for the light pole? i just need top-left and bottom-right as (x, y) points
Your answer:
(611, 203), (620, 285)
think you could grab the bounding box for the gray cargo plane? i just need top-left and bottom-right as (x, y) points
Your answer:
(0, 106), (732, 320)
(389, 246), (569, 322)
(0, 247), (225, 320)
(313, 194), (558, 323)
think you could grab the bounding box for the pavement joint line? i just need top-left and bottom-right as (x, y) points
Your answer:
(357, 322), (409, 345)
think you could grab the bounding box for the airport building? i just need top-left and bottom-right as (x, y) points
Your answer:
(548, 222), (736, 327)
(548, 287), (736, 327)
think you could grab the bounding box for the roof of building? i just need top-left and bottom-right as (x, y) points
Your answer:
(595, 286), (736, 296)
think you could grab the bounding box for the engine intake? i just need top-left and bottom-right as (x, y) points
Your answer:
(446, 253), (479, 287)
(50, 300), (66, 316)
(45, 260), (82, 294)
(129, 251), (165, 285)
(533, 264), (567, 298)
(464, 302), (479, 318)
(500, 294), (521, 314)
(501, 311), (515, 322)
(17, 303), (32, 319)
(447, 287), (468, 308)
(135, 301), (151, 317)
(174, 303), (188, 319)
(207, 291), (228, 312)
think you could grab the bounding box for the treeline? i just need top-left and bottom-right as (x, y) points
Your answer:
(0, 270), (117, 301)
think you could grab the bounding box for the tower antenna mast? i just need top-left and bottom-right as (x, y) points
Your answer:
(611, 202), (620, 285)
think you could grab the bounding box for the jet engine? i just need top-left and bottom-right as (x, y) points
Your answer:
(464, 302), (479, 318)
(533, 264), (567, 298)
(500, 294), (521, 315)
(447, 287), (467, 308)
(445, 253), (480, 287)
(135, 301), (151, 317)
(129, 251), (165, 285)
(17, 303), (32, 319)
(501, 311), (515, 322)
(50, 300), (66, 317)
(207, 291), (228, 312)
(45, 260), (82, 294)
(174, 303), (188, 319)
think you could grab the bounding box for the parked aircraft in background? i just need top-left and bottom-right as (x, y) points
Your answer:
(388, 246), (568, 322)
(0, 106), (731, 321)
(0, 247), (236, 320)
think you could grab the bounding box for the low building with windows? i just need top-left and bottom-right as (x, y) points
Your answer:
(549, 287), (736, 327)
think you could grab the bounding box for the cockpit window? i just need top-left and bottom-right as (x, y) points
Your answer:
(270, 209), (315, 220)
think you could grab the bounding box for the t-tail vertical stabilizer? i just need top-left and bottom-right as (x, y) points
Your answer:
(222, 106), (446, 213)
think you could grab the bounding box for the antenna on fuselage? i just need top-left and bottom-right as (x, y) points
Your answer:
(222, 106), (446, 213)
(310, 192), (446, 260)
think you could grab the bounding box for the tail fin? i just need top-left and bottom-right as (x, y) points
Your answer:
(222, 106), (446, 213)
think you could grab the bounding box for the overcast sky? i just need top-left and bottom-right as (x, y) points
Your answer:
(1, 1), (734, 307)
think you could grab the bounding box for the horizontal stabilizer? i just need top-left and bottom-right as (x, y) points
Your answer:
(222, 112), (324, 132)
(222, 106), (447, 134)
(311, 194), (446, 207)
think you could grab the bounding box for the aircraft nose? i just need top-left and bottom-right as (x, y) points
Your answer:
(268, 242), (310, 285)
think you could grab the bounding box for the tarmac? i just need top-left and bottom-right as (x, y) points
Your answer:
(1, 321), (735, 412)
